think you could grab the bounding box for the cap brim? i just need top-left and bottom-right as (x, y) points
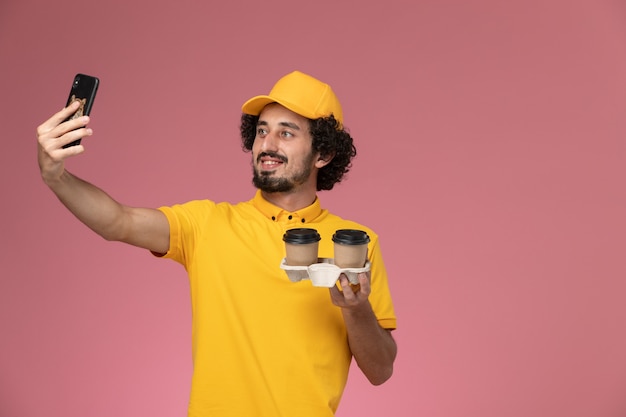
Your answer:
(242, 95), (316, 120)
(241, 95), (278, 116)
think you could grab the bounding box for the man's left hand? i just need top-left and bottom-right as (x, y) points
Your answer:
(329, 272), (371, 309)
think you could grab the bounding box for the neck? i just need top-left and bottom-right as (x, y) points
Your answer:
(260, 188), (318, 212)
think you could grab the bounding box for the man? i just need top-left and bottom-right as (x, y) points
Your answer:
(37, 70), (397, 417)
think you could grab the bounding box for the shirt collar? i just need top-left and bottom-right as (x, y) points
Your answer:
(252, 190), (323, 224)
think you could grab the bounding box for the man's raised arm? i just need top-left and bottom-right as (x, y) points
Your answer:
(37, 102), (170, 254)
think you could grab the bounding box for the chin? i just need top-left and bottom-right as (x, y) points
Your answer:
(253, 175), (294, 193)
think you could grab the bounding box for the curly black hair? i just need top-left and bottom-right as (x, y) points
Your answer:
(240, 113), (357, 191)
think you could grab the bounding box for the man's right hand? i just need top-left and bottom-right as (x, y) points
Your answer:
(37, 101), (93, 185)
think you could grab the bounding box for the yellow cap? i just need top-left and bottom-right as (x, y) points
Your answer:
(241, 71), (343, 124)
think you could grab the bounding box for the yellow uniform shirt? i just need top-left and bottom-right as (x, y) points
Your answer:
(158, 191), (396, 417)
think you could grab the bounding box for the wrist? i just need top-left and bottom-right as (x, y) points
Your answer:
(42, 167), (69, 189)
(341, 301), (374, 318)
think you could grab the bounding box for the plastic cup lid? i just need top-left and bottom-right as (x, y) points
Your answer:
(332, 229), (370, 245)
(283, 228), (321, 244)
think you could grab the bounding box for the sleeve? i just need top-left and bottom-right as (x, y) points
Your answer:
(155, 200), (216, 267)
(368, 235), (397, 330)
(155, 205), (186, 265)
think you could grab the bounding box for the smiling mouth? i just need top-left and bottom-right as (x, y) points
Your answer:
(259, 161), (283, 173)
(258, 153), (287, 171)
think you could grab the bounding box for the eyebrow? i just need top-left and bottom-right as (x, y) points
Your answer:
(257, 120), (301, 130)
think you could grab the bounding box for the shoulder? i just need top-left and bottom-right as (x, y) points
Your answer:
(159, 198), (260, 220)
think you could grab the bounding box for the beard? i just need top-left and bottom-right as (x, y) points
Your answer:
(252, 151), (315, 193)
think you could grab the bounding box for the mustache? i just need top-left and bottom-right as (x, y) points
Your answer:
(257, 152), (288, 164)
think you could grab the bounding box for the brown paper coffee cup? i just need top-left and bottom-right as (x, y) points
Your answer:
(332, 229), (370, 268)
(283, 228), (321, 266)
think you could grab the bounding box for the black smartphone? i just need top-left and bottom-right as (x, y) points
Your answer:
(62, 73), (99, 148)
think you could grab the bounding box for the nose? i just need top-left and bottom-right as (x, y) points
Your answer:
(259, 130), (280, 152)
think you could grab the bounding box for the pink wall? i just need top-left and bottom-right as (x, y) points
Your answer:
(1, 0), (625, 416)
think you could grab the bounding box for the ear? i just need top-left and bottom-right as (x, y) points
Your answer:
(315, 151), (335, 169)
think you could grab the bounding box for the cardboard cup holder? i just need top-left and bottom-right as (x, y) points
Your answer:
(280, 258), (371, 287)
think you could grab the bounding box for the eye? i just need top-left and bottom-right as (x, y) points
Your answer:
(281, 131), (294, 138)
(257, 127), (268, 136)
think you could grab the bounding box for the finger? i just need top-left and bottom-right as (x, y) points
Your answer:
(40, 126), (92, 156)
(329, 284), (341, 301)
(357, 272), (371, 296)
(53, 116), (91, 140)
(58, 143), (86, 157)
(56, 115), (91, 138)
(58, 127), (92, 148)
(38, 115), (92, 148)
(36, 101), (82, 136)
(329, 283), (351, 307)
(338, 276), (356, 300)
(38, 138), (85, 165)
